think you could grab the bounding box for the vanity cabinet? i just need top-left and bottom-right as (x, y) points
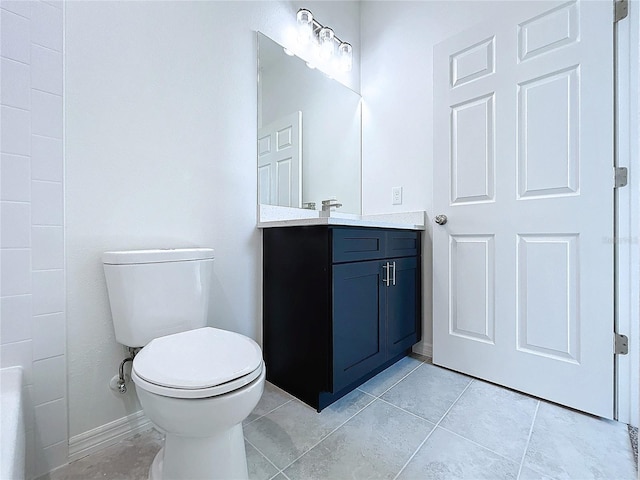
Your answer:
(263, 226), (421, 411)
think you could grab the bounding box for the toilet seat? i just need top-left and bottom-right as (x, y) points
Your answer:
(131, 327), (264, 399)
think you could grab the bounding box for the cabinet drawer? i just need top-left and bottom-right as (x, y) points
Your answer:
(332, 229), (386, 263)
(386, 230), (419, 258)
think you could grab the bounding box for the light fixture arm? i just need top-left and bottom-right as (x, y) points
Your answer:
(309, 17), (347, 47)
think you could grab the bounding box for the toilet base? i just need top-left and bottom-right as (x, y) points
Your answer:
(148, 447), (163, 480)
(148, 424), (248, 480)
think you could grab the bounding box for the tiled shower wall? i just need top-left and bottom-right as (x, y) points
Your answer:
(0, 1), (67, 477)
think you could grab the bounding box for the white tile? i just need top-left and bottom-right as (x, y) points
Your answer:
(0, 294), (32, 343)
(439, 380), (538, 462)
(284, 399), (434, 479)
(523, 401), (637, 479)
(397, 427), (520, 480)
(31, 134), (62, 181)
(30, 1), (62, 52)
(32, 269), (63, 315)
(31, 180), (62, 225)
(32, 355), (65, 404)
(1, 0), (32, 18)
(1, 56), (30, 108)
(1, 153), (30, 201)
(35, 441), (68, 478)
(381, 363), (471, 424)
(0, 248), (31, 295)
(32, 312), (64, 360)
(32, 225), (63, 270)
(1, 201), (30, 248)
(34, 398), (66, 447)
(1, 105), (30, 155)
(244, 389), (375, 469)
(31, 44), (62, 95)
(0, 8), (30, 63)
(31, 90), (62, 139)
(0, 339), (33, 384)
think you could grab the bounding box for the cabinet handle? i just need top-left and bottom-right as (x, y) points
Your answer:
(392, 261), (396, 286)
(382, 262), (390, 286)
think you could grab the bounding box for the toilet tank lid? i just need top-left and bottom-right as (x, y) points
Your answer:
(103, 248), (214, 265)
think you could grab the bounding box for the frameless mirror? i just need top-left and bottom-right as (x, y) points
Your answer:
(257, 32), (362, 214)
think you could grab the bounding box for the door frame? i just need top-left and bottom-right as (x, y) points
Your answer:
(615, 2), (639, 427)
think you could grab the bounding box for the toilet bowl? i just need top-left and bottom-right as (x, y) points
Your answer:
(102, 248), (265, 480)
(131, 327), (265, 480)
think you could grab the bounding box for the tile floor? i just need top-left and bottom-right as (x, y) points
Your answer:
(45, 355), (637, 480)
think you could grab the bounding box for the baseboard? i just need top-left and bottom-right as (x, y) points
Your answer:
(68, 410), (152, 463)
(412, 341), (433, 358)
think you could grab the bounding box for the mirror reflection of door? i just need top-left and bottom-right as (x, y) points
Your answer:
(257, 111), (302, 208)
(257, 32), (362, 214)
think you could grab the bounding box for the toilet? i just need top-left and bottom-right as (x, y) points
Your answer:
(102, 248), (265, 480)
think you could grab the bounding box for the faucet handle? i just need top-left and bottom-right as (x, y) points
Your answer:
(321, 199), (342, 211)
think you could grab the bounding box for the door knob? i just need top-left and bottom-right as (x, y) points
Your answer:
(434, 214), (448, 225)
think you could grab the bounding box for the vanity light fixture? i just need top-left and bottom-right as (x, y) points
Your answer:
(295, 8), (353, 72)
(338, 42), (353, 72)
(296, 9), (314, 45)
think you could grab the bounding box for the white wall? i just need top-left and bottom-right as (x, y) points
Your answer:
(0, 1), (67, 477)
(64, 0), (360, 449)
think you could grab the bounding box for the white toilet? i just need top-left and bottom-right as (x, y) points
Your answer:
(102, 248), (265, 480)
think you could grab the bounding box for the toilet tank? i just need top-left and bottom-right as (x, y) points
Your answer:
(102, 248), (215, 347)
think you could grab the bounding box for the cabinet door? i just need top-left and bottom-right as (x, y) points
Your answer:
(332, 260), (386, 392)
(386, 256), (420, 358)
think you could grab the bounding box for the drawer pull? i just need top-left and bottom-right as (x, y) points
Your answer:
(383, 262), (390, 286)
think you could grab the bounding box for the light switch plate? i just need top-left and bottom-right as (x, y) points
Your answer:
(392, 186), (403, 205)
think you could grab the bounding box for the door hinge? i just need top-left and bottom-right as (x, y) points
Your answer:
(615, 167), (628, 188)
(615, 0), (628, 22)
(615, 333), (629, 355)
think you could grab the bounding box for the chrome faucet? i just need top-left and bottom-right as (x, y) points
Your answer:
(321, 199), (342, 212)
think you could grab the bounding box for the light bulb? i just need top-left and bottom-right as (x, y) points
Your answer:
(297, 9), (313, 45)
(338, 42), (352, 72)
(319, 27), (335, 59)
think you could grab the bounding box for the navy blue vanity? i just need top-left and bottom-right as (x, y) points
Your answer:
(263, 226), (421, 411)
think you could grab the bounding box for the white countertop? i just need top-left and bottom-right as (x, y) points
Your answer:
(257, 205), (426, 231)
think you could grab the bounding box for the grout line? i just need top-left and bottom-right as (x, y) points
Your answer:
(32, 178), (63, 185)
(277, 391), (378, 472)
(376, 396), (439, 424)
(31, 42), (62, 55)
(0, 103), (29, 113)
(0, 6), (30, 20)
(243, 436), (282, 476)
(437, 424), (522, 467)
(360, 358), (427, 400)
(517, 400), (540, 479)
(243, 398), (293, 426)
(393, 378), (474, 480)
(31, 87), (63, 98)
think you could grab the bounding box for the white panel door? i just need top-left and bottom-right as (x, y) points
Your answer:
(257, 111), (302, 207)
(433, 0), (614, 418)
